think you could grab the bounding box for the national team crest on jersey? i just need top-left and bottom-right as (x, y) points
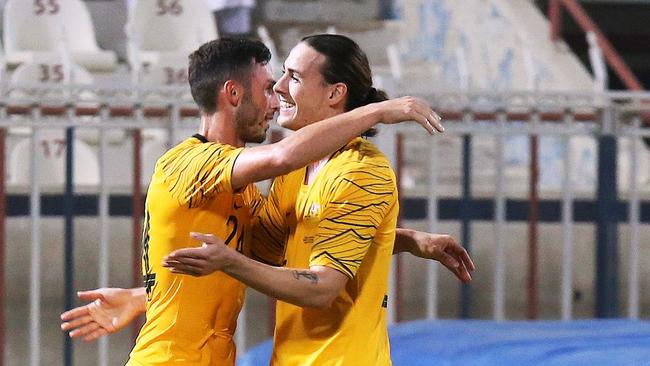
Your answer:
(304, 202), (321, 223)
(308, 202), (320, 217)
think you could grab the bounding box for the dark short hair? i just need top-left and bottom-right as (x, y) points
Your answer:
(301, 34), (388, 111)
(188, 38), (271, 114)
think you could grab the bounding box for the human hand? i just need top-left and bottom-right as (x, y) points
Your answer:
(376, 96), (443, 134)
(162, 232), (232, 276)
(409, 232), (475, 283)
(60, 287), (146, 341)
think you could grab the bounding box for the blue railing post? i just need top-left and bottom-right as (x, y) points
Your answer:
(378, 0), (397, 19)
(64, 126), (75, 365)
(460, 134), (472, 319)
(595, 110), (619, 318)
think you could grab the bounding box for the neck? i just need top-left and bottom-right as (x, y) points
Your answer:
(303, 108), (348, 183)
(305, 156), (329, 184)
(199, 111), (243, 147)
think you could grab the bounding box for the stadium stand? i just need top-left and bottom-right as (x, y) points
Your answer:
(125, 0), (217, 68)
(2, 0), (117, 71)
(8, 129), (99, 186)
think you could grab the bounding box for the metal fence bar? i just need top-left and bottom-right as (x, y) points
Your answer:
(426, 139), (439, 319)
(595, 109), (619, 318)
(627, 116), (641, 319)
(98, 106), (111, 366)
(527, 127), (540, 320)
(561, 112), (575, 321)
(132, 106), (144, 340)
(29, 111), (42, 366)
(493, 111), (507, 321)
(460, 111), (473, 319)
(63, 114), (75, 366)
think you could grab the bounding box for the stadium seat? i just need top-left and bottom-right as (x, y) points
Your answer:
(9, 59), (127, 145)
(136, 55), (189, 187)
(125, 0), (217, 68)
(10, 59), (94, 89)
(7, 130), (100, 187)
(7, 59), (94, 137)
(3, 0), (118, 71)
(257, 25), (282, 76)
(137, 54), (193, 103)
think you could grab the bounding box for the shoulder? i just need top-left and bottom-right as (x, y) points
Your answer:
(330, 138), (394, 180)
(320, 139), (396, 201)
(159, 136), (240, 167)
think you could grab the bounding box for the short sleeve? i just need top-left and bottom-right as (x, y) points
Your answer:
(158, 141), (243, 208)
(309, 167), (397, 278)
(243, 183), (266, 218)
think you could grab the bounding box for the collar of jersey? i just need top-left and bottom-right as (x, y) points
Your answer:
(192, 133), (208, 143)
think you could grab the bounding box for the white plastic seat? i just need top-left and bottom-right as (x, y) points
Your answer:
(136, 56), (190, 186)
(8, 130), (100, 187)
(139, 55), (188, 88)
(126, 0), (217, 68)
(9, 60), (127, 145)
(3, 0), (117, 71)
(10, 59), (94, 88)
(136, 55), (194, 106)
(257, 25), (282, 76)
(7, 59), (94, 137)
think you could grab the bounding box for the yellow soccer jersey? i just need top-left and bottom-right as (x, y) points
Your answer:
(252, 137), (399, 366)
(127, 134), (263, 366)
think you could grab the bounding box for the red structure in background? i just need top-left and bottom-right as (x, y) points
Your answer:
(549, 0), (643, 91)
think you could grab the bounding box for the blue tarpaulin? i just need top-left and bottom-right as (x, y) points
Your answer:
(239, 319), (650, 366)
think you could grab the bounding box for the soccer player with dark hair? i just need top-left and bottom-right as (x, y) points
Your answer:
(60, 36), (460, 366)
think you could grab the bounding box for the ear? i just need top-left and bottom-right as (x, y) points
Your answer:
(327, 82), (348, 108)
(223, 80), (244, 107)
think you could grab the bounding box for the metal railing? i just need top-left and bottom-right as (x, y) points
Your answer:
(0, 87), (649, 365)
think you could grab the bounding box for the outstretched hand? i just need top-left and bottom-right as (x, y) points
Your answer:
(60, 287), (146, 342)
(162, 232), (231, 277)
(409, 232), (475, 283)
(377, 96), (444, 134)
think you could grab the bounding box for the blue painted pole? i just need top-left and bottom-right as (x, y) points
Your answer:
(378, 0), (397, 19)
(460, 135), (472, 319)
(596, 134), (619, 317)
(64, 127), (75, 366)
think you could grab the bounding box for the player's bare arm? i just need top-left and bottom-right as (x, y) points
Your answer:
(163, 232), (347, 309)
(231, 96), (442, 190)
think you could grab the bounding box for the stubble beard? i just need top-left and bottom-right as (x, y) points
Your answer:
(235, 95), (266, 144)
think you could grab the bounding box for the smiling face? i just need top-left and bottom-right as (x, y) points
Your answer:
(235, 62), (279, 143)
(273, 42), (337, 131)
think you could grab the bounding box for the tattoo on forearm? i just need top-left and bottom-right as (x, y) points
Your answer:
(292, 270), (319, 284)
